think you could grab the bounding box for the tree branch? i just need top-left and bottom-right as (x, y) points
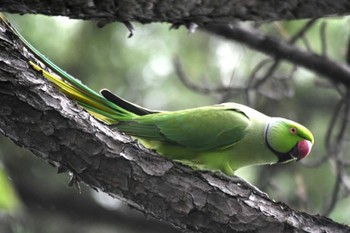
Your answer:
(0, 0), (350, 24)
(3, 153), (180, 233)
(0, 12), (349, 233)
(203, 24), (350, 87)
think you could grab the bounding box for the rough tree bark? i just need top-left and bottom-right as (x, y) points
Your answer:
(1, 1), (350, 233)
(0, 0), (350, 24)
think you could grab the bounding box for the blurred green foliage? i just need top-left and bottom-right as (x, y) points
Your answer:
(0, 166), (20, 212)
(0, 13), (350, 232)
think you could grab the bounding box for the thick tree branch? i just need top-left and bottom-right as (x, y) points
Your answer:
(0, 14), (349, 233)
(3, 153), (180, 233)
(0, 0), (350, 24)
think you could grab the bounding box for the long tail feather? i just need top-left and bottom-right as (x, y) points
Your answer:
(0, 14), (137, 124)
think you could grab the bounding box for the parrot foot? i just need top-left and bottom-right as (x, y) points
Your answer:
(68, 172), (81, 194)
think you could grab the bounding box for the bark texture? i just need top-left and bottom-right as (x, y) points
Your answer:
(0, 15), (350, 233)
(0, 0), (350, 24)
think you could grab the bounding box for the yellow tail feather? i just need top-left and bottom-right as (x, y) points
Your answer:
(29, 61), (118, 124)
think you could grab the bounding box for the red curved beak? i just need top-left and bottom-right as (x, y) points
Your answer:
(296, 139), (312, 161)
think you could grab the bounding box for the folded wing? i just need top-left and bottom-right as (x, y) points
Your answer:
(116, 105), (250, 151)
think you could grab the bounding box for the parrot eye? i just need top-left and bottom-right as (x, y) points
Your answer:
(289, 127), (297, 135)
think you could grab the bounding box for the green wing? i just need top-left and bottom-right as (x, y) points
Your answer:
(116, 105), (250, 151)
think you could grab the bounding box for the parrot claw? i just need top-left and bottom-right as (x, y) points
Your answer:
(68, 172), (81, 194)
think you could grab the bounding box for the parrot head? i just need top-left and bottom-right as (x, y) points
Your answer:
(265, 118), (314, 163)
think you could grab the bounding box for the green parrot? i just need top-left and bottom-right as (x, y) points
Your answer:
(1, 16), (314, 176)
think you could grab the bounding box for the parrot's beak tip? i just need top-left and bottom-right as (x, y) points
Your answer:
(297, 139), (313, 160)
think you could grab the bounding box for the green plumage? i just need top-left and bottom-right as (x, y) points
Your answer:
(0, 15), (314, 176)
(116, 105), (248, 150)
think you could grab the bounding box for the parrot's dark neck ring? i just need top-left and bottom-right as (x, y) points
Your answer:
(265, 122), (294, 163)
